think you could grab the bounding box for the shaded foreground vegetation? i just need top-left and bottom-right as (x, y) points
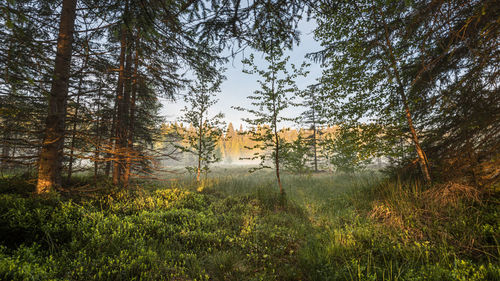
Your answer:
(0, 170), (498, 280)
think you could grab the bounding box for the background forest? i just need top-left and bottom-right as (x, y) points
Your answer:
(0, 0), (498, 280)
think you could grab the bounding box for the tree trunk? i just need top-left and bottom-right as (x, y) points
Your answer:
(0, 0), (21, 171)
(124, 36), (139, 186)
(1, 114), (12, 170)
(119, 34), (132, 187)
(274, 122), (284, 195)
(105, 101), (117, 177)
(312, 106), (318, 172)
(1, 39), (13, 170)
(112, 19), (128, 186)
(379, 10), (432, 183)
(401, 95), (431, 183)
(67, 53), (89, 183)
(94, 85), (102, 185)
(270, 56), (283, 195)
(66, 86), (81, 183)
(1, 132), (11, 169)
(197, 155), (201, 182)
(36, 0), (78, 193)
(197, 114), (203, 183)
(1, 0), (10, 169)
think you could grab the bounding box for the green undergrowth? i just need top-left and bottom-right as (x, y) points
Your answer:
(0, 181), (309, 280)
(0, 171), (498, 280)
(289, 176), (499, 281)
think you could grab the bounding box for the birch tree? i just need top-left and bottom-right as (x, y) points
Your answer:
(234, 48), (307, 194)
(175, 73), (225, 183)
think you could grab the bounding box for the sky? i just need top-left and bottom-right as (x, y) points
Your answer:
(160, 19), (323, 129)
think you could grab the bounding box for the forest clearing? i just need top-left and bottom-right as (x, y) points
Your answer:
(1, 169), (498, 280)
(0, 0), (499, 280)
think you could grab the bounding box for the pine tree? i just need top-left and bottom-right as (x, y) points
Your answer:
(298, 84), (326, 172)
(0, 1), (55, 174)
(36, 0), (78, 193)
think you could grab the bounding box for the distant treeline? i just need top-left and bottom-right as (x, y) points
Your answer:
(160, 122), (338, 166)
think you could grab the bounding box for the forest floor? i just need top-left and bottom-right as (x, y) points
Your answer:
(0, 168), (498, 280)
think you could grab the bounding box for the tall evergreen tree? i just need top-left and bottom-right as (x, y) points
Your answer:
(298, 84), (326, 172)
(1, 0), (56, 173)
(36, 0), (78, 193)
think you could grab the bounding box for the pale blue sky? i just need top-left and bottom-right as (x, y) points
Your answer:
(160, 19), (323, 129)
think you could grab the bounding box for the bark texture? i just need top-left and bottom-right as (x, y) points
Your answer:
(112, 22), (127, 186)
(36, 0), (78, 193)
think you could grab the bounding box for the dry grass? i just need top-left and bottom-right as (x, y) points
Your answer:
(422, 181), (482, 207)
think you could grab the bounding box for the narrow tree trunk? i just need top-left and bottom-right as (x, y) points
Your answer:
(119, 35), (132, 187)
(270, 56), (283, 195)
(105, 101), (117, 177)
(1, 117), (12, 170)
(66, 86), (81, 183)
(1, 40), (13, 170)
(401, 95), (431, 183)
(36, 0), (78, 193)
(112, 20), (128, 186)
(312, 106), (318, 172)
(379, 10), (431, 183)
(94, 84), (103, 184)
(197, 154), (201, 182)
(67, 53), (89, 183)
(124, 36), (139, 186)
(273, 116), (283, 194)
(197, 114), (203, 183)
(1, 132), (11, 169)
(274, 127), (283, 195)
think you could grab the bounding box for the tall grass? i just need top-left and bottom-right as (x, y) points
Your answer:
(0, 168), (498, 280)
(171, 168), (499, 280)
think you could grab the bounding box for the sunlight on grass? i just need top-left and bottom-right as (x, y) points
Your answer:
(0, 169), (498, 280)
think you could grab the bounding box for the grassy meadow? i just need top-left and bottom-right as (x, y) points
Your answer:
(0, 168), (498, 280)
